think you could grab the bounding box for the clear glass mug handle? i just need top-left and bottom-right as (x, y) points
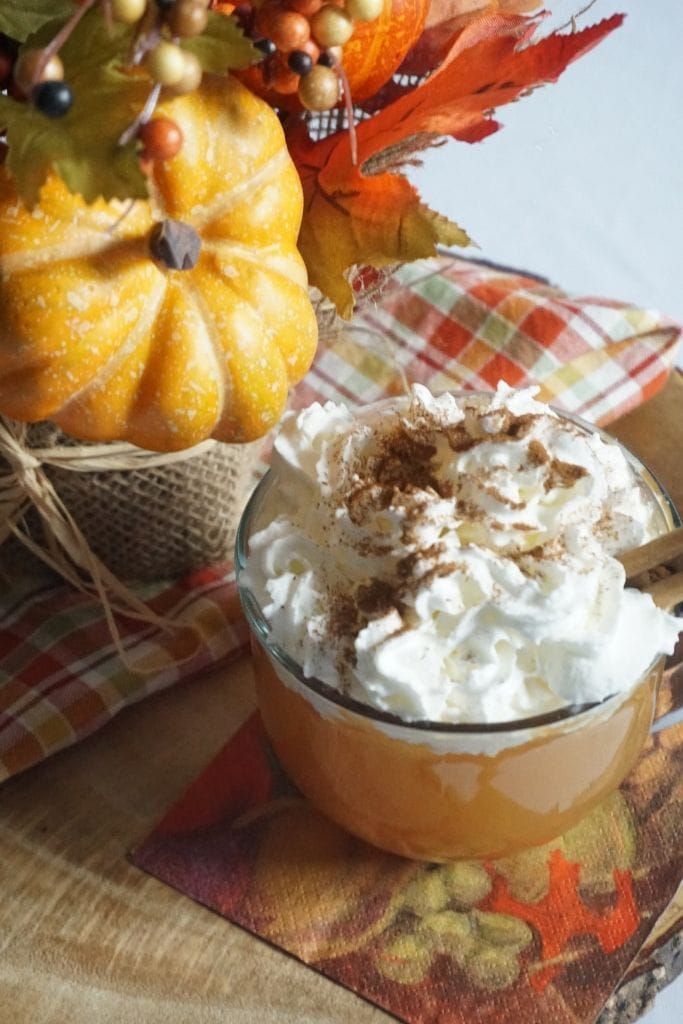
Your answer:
(652, 632), (683, 735)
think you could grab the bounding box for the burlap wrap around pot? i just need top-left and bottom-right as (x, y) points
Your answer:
(0, 420), (260, 583)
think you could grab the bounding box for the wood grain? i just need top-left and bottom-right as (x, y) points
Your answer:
(610, 371), (683, 516)
(0, 662), (387, 1023)
(1, 375), (682, 1023)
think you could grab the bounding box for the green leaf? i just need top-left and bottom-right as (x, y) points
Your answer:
(0, 0), (72, 42)
(182, 10), (260, 73)
(0, 11), (149, 207)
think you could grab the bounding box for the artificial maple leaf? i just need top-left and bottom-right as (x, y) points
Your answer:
(0, 0), (73, 42)
(293, 124), (470, 317)
(182, 10), (259, 73)
(359, 9), (536, 115)
(401, 0), (542, 75)
(0, 11), (149, 207)
(291, 14), (624, 316)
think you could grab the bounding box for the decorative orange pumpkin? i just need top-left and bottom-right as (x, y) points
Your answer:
(235, 0), (430, 111)
(341, 0), (430, 102)
(0, 76), (318, 452)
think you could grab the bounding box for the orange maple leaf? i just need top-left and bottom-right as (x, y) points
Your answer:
(289, 14), (624, 317)
(487, 849), (640, 993)
(401, 0), (542, 75)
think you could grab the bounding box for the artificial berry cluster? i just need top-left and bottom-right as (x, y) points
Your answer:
(0, 1), (207, 124)
(0, 0), (381, 174)
(140, 0), (207, 95)
(237, 0), (383, 111)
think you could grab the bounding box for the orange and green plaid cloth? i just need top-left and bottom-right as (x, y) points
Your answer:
(1, 256), (680, 782)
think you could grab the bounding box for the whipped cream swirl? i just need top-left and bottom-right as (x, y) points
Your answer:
(242, 385), (680, 724)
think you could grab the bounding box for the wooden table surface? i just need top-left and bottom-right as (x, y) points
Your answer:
(1, 376), (682, 1024)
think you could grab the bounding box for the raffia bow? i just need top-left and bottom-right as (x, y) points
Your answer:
(0, 416), (209, 669)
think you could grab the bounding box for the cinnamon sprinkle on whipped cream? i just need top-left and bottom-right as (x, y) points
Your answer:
(242, 384), (680, 723)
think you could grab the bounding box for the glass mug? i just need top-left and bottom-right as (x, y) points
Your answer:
(235, 405), (679, 861)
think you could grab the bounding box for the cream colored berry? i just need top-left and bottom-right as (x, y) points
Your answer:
(145, 41), (187, 87)
(111, 0), (147, 24)
(310, 5), (354, 48)
(166, 52), (203, 96)
(14, 49), (64, 96)
(297, 64), (340, 110)
(346, 0), (384, 22)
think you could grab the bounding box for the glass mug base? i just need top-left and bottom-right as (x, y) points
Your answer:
(250, 638), (660, 862)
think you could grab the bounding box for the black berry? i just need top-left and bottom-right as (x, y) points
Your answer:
(318, 51), (334, 67)
(33, 80), (73, 118)
(155, 0), (176, 10)
(254, 37), (277, 58)
(288, 50), (313, 76)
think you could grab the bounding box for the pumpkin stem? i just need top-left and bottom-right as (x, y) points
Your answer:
(150, 219), (201, 271)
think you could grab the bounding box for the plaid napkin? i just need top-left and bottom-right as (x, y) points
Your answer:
(1, 256), (680, 781)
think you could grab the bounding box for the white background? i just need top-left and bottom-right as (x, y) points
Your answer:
(411, 2), (682, 1021)
(410, 0), (683, 365)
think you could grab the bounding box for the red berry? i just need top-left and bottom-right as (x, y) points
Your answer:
(138, 117), (184, 161)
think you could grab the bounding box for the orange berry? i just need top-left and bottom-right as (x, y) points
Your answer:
(255, 3), (281, 36)
(268, 10), (311, 52)
(288, 0), (323, 15)
(297, 37), (320, 63)
(138, 117), (184, 161)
